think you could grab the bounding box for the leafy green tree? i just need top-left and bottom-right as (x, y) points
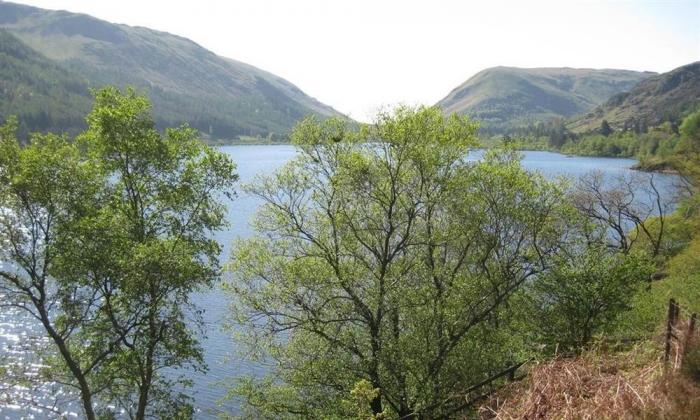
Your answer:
(0, 87), (237, 419)
(0, 117), (107, 419)
(675, 109), (700, 191)
(525, 246), (654, 351)
(600, 119), (613, 137)
(73, 87), (237, 418)
(227, 107), (567, 418)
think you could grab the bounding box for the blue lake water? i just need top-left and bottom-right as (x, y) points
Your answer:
(0, 146), (680, 418)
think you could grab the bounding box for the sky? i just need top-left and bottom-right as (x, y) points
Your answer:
(14, 0), (700, 121)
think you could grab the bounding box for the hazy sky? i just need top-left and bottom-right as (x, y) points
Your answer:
(15, 0), (700, 121)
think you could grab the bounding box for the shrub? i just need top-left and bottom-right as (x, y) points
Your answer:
(684, 344), (700, 384)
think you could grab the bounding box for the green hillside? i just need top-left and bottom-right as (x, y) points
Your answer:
(568, 62), (700, 133)
(437, 66), (654, 134)
(0, 1), (343, 140)
(0, 29), (91, 139)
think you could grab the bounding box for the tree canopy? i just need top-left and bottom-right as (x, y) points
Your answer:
(227, 106), (570, 418)
(0, 87), (237, 419)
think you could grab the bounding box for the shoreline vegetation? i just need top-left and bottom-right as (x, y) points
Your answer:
(212, 134), (679, 174)
(208, 110), (696, 177)
(477, 117), (694, 174)
(1, 88), (699, 418)
(214, 140), (674, 176)
(631, 158), (679, 173)
(0, 3), (696, 417)
(204, 134), (290, 146)
(225, 107), (700, 418)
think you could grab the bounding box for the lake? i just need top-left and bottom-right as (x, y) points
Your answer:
(0, 146), (680, 418)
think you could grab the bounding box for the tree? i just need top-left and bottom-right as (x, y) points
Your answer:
(526, 246), (653, 351)
(675, 109), (700, 191)
(0, 117), (107, 419)
(0, 87), (237, 419)
(227, 107), (567, 418)
(600, 119), (613, 137)
(571, 170), (672, 257)
(74, 87), (237, 418)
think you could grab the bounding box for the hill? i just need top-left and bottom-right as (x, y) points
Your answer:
(436, 66), (654, 134)
(568, 62), (700, 133)
(0, 29), (92, 138)
(0, 1), (343, 140)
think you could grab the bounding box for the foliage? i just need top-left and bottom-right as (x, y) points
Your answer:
(563, 125), (682, 159)
(615, 239), (700, 338)
(568, 62), (700, 134)
(510, 120), (683, 160)
(76, 86), (237, 418)
(504, 68), (699, 166)
(0, 117), (106, 418)
(227, 106), (569, 418)
(0, 87), (237, 419)
(344, 380), (389, 420)
(675, 108), (700, 188)
(608, 110), (700, 338)
(525, 247), (654, 350)
(0, 70), (696, 418)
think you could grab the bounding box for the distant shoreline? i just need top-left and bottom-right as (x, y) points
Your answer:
(209, 141), (681, 174)
(210, 142), (666, 172)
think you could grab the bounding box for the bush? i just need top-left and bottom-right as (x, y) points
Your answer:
(684, 344), (700, 384)
(527, 248), (654, 351)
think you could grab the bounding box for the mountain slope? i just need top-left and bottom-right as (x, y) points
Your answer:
(568, 62), (700, 133)
(0, 29), (92, 138)
(0, 1), (343, 140)
(437, 67), (655, 134)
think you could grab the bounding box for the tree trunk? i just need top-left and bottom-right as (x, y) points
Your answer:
(397, 406), (414, 419)
(135, 348), (153, 420)
(371, 391), (383, 416)
(136, 302), (158, 420)
(38, 306), (96, 420)
(136, 381), (150, 420)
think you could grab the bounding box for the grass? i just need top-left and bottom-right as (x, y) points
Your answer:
(479, 340), (700, 419)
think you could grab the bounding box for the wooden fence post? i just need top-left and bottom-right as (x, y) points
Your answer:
(684, 313), (697, 358)
(665, 298), (677, 363)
